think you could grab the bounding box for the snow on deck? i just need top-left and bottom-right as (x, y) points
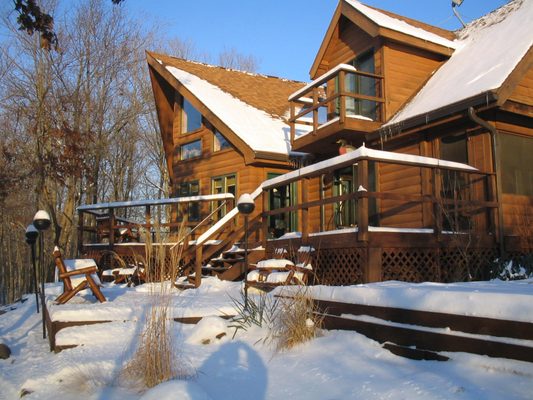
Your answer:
(293, 279), (533, 323)
(386, 0), (532, 126)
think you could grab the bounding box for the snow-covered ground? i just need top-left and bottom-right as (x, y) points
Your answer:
(1, 278), (533, 400)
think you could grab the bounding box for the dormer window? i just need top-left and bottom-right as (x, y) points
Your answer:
(335, 50), (378, 121)
(181, 98), (202, 133)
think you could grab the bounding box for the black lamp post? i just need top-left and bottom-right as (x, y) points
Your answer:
(237, 193), (255, 308)
(33, 210), (51, 339)
(25, 224), (39, 313)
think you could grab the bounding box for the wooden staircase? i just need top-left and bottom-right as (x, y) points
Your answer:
(175, 217), (264, 289)
(313, 299), (533, 363)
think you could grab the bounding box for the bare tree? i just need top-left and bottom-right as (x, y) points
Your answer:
(218, 47), (260, 72)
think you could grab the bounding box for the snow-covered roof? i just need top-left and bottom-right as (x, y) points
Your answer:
(386, 0), (532, 126)
(164, 64), (294, 156)
(345, 0), (457, 50)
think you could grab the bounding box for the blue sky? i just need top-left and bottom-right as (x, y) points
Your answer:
(127, 0), (509, 82)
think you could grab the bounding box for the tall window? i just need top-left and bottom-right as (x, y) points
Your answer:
(180, 140), (202, 160)
(211, 174), (236, 219)
(335, 50), (377, 120)
(213, 131), (231, 152)
(181, 98), (202, 133)
(179, 181), (200, 221)
(500, 133), (533, 196)
(267, 173), (297, 238)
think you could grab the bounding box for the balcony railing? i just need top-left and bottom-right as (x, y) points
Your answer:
(289, 64), (385, 143)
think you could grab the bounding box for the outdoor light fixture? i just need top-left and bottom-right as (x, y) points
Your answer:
(237, 194), (255, 308)
(25, 224), (39, 313)
(33, 210), (51, 339)
(33, 210), (51, 231)
(237, 193), (255, 215)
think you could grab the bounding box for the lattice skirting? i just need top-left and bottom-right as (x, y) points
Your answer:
(314, 248), (365, 286)
(381, 249), (439, 282)
(383, 247), (497, 283)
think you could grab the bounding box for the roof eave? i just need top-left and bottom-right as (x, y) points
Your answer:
(370, 91), (499, 140)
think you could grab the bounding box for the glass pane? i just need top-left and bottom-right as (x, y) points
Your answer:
(182, 98), (202, 133)
(214, 131), (230, 151)
(181, 140), (202, 160)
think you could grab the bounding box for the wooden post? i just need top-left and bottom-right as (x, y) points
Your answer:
(290, 101), (296, 142)
(301, 178), (309, 242)
(312, 88), (319, 134)
(108, 208), (115, 250)
(366, 247), (382, 283)
(195, 245), (202, 287)
(145, 205), (151, 241)
(77, 210), (84, 257)
(487, 174), (497, 238)
(357, 159), (369, 242)
(339, 70), (346, 125)
(262, 189), (269, 248)
(432, 168), (442, 241)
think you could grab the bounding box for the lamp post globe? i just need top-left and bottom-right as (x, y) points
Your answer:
(33, 210), (51, 231)
(25, 224), (39, 245)
(237, 193), (255, 215)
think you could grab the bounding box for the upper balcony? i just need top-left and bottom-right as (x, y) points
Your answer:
(289, 64), (384, 155)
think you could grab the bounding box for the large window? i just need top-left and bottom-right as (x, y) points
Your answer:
(180, 140), (202, 160)
(213, 131), (231, 152)
(181, 98), (202, 133)
(267, 172), (297, 238)
(335, 50), (378, 120)
(179, 181), (200, 221)
(211, 174), (236, 219)
(500, 133), (533, 196)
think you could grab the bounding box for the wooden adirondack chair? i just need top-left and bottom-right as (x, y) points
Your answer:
(246, 246), (315, 292)
(53, 247), (106, 304)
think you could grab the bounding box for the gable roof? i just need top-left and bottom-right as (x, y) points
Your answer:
(147, 52), (307, 158)
(310, 0), (456, 77)
(345, 0), (457, 49)
(386, 0), (533, 127)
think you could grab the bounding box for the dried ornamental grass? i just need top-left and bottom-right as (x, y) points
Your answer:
(271, 289), (323, 352)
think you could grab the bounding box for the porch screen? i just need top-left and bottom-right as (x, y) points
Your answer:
(500, 133), (533, 196)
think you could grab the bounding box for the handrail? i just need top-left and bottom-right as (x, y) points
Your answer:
(288, 64), (383, 101)
(169, 200), (228, 251)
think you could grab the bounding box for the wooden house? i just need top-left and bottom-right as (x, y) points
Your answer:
(78, 0), (531, 287)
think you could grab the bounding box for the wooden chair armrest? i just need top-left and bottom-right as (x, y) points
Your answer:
(59, 266), (98, 278)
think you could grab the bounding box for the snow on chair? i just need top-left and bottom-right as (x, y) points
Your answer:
(246, 246), (315, 291)
(53, 247), (106, 304)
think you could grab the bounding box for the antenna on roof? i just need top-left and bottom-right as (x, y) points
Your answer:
(452, 0), (467, 28)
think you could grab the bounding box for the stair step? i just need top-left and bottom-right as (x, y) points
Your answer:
(202, 265), (230, 273)
(174, 283), (196, 290)
(318, 312), (533, 363)
(382, 342), (449, 361)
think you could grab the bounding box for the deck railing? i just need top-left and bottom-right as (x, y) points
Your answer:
(77, 194), (235, 255)
(259, 145), (498, 245)
(288, 64), (385, 142)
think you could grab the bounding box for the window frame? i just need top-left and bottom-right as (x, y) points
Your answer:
(180, 139), (202, 161)
(180, 97), (203, 134)
(213, 130), (231, 152)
